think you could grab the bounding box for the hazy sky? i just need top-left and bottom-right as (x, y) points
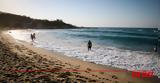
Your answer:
(0, 0), (160, 27)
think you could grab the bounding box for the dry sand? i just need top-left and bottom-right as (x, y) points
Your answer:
(0, 30), (159, 83)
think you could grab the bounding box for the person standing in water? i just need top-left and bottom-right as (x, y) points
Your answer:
(88, 40), (92, 51)
(33, 33), (36, 40)
(30, 33), (33, 42)
(30, 33), (36, 42)
(154, 36), (159, 52)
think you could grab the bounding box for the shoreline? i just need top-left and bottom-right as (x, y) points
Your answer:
(0, 30), (159, 82)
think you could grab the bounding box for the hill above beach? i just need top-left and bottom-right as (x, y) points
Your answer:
(0, 11), (77, 29)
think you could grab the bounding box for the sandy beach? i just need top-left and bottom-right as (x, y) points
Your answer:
(0, 30), (159, 83)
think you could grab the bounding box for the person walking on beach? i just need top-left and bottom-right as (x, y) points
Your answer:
(88, 40), (92, 51)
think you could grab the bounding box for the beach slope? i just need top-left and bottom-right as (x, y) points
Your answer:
(0, 31), (159, 83)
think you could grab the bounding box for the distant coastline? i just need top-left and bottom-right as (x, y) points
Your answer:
(0, 11), (78, 29)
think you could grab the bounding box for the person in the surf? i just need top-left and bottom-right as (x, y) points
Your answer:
(154, 45), (157, 52)
(154, 37), (159, 52)
(30, 33), (34, 42)
(33, 33), (36, 40)
(88, 40), (92, 51)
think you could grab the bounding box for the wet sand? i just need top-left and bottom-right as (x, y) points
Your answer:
(0, 30), (159, 83)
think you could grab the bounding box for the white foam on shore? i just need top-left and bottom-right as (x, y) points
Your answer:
(7, 30), (160, 78)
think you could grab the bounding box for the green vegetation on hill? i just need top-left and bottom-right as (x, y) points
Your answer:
(0, 12), (77, 29)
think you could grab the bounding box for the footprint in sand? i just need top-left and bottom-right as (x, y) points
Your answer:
(86, 68), (92, 71)
(88, 79), (97, 82)
(76, 79), (86, 82)
(114, 81), (119, 83)
(112, 75), (118, 79)
(92, 74), (98, 77)
(85, 70), (90, 73)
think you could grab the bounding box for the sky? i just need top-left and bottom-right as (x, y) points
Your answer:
(0, 0), (160, 27)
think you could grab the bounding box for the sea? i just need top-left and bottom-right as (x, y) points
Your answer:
(8, 28), (160, 78)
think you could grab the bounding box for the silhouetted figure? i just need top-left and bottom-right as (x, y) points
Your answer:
(33, 33), (36, 40)
(154, 46), (157, 52)
(30, 33), (33, 42)
(157, 36), (160, 52)
(88, 40), (92, 51)
(154, 37), (159, 52)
